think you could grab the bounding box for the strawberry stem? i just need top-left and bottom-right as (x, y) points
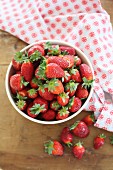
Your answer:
(70, 121), (80, 130)
(44, 140), (54, 155)
(98, 133), (106, 139)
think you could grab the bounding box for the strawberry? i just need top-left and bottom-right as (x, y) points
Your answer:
(10, 87), (17, 94)
(42, 109), (56, 121)
(74, 56), (81, 66)
(21, 60), (34, 82)
(46, 63), (64, 78)
(68, 96), (82, 112)
(62, 71), (71, 83)
(44, 42), (60, 56)
(70, 68), (82, 83)
(79, 63), (93, 80)
(63, 55), (74, 68)
(27, 102), (46, 118)
(109, 135), (113, 145)
(47, 79), (64, 95)
(44, 140), (64, 156)
(33, 97), (48, 113)
(75, 84), (89, 99)
(65, 80), (79, 97)
(10, 74), (28, 91)
(94, 134), (106, 149)
(50, 100), (61, 111)
(28, 44), (45, 56)
(12, 52), (25, 71)
(57, 92), (69, 106)
(59, 46), (76, 55)
(82, 113), (95, 126)
(47, 56), (69, 69)
(18, 88), (28, 98)
(16, 100), (27, 111)
(12, 59), (22, 71)
(56, 106), (69, 120)
(27, 89), (38, 99)
(60, 127), (73, 147)
(70, 121), (89, 138)
(35, 59), (47, 80)
(72, 142), (85, 159)
(30, 77), (41, 89)
(38, 86), (55, 101)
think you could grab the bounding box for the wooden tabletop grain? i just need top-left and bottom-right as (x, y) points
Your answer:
(0, 1), (113, 170)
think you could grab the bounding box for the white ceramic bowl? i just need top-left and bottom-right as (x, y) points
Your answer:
(5, 40), (94, 124)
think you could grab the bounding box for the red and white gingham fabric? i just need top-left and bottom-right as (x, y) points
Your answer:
(1, 0), (113, 131)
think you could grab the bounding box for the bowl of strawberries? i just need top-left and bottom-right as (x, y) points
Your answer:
(5, 40), (94, 124)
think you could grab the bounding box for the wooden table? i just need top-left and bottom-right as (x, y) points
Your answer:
(0, 1), (113, 169)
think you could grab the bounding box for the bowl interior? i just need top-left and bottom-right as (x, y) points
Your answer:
(5, 40), (94, 124)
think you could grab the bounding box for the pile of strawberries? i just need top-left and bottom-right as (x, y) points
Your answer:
(10, 42), (93, 121)
(44, 115), (106, 159)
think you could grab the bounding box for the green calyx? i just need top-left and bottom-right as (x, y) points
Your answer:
(36, 58), (47, 79)
(46, 78), (59, 92)
(16, 93), (27, 100)
(14, 51), (28, 63)
(28, 89), (37, 95)
(59, 106), (69, 116)
(74, 141), (83, 147)
(61, 50), (69, 55)
(90, 113), (95, 123)
(30, 103), (45, 115)
(70, 121), (80, 130)
(21, 76), (29, 87)
(68, 96), (75, 109)
(16, 100), (26, 109)
(32, 77), (42, 86)
(98, 133), (106, 139)
(44, 42), (52, 50)
(62, 71), (70, 82)
(30, 50), (42, 62)
(38, 84), (47, 93)
(44, 140), (54, 155)
(59, 92), (69, 103)
(69, 68), (78, 75)
(66, 142), (73, 147)
(65, 80), (79, 93)
(52, 101), (61, 110)
(44, 42), (60, 56)
(110, 135), (113, 145)
(82, 77), (94, 89)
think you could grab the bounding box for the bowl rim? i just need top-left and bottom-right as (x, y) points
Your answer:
(5, 40), (95, 124)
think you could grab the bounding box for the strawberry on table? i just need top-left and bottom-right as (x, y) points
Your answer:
(21, 60), (34, 82)
(33, 97), (48, 113)
(50, 100), (61, 111)
(42, 109), (56, 121)
(82, 113), (95, 126)
(68, 96), (82, 113)
(72, 142), (85, 159)
(56, 106), (69, 120)
(27, 89), (38, 99)
(79, 63), (93, 81)
(74, 56), (81, 66)
(47, 79), (64, 95)
(70, 121), (89, 138)
(38, 86), (55, 101)
(75, 84), (89, 99)
(65, 80), (79, 97)
(16, 100), (27, 111)
(63, 55), (74, 68)
(62, 71), (71, 83)
(70, 68), (82, 83)
(57, 92), (69, 106)
(28, 44), (45, 56)
(59, 46), (76, 55)
(60, 127), (73, 147)
(94, 134), (106, 149)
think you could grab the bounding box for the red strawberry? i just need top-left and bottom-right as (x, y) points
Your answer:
(68, 96), (82, 113)
(28, 44), (45, 56)
(16, 100), (27, 111)
(50, 100), (61, 111)
(12, 52), (24, 71)
(38, 86), (55, 101)
(65, 81), (79, 97)
(10, 74), (27, 91)
(27, 102), (46, 118)
(94, 134), (106, 149)
(30, 77), (40, 89)
(35, 66), (44, 80)
(47, 79), (64, 95)
(70, 121), (89, 138)
(59, 46), (76, 55)
(42, 109), (56, 121)
(33, 97), (48, 113)
(12, 58), (22, 71)
(62, 71), (71, 83)
(72, 142), (85, 159)
(63, 55), (74, 68)
(46, 63), (64, 78)
(70, 68), (82, 83)
(21, 60), (34, 82)
(44, 140), (64, 156)
(57, 92), (69, 106)
(75, 84), (89, 99)
(18, 88), (28, 98)
(74, 56), (81, 66)
(82, 113), (95, 126)
(56, 106), (69, 120)
(60, 127), (73, 147)
(47, 56), (69, 69)
(27, 89), (38, 99)
(10, 87), (17, 94)
(79, 64), (93, 80)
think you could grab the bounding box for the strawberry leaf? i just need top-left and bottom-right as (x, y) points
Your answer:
(61, 50), (69, 55)
(30, 103), (46, 115)
(82, 77), (94, 89)
(44, 42), (52, 50)
(16, 93), (27, 100)
(37, 58), (47, 79)
(16, 100), (26, 109)
(59, 106), (69, 116)
(14, 51), (28, 63)
(21, 76), (29, 87)
(44, 140), (54, 155)
(70, 121), (80, 130)
(30, 50), (42, 62)
(46, 78), (59, 92)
